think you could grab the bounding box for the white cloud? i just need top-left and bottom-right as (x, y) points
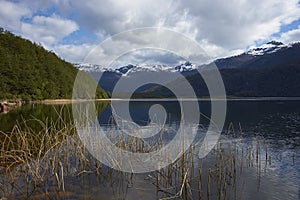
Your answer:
(278, 26), (300, 43)
(175, 0), (300, 49)
(0, 0), (31, 30)
(81, 28), (214, 67)
(49, 0), (300, 62)
(1, 0), (300, 63)
(65, 0), (175, 34)
(198, 40), (244, 59)
(53, 43), (97, 63)
(0, 1), (79, 47)
(20, 14), (79, 46)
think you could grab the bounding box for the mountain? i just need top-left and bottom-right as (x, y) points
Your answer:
(146, 41), (300, 97)
(73, 63), (103, 72)
(0, 28), (108, 100)
(75, 61), (198, 93)
(75, 61), (198, 75)
(75, 40), (300, 98)
(213, 41), (296, 69)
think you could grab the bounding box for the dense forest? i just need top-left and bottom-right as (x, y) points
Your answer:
(0, 28), (108, 100)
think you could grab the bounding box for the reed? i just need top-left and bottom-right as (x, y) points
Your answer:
(0, 115), (284, 200)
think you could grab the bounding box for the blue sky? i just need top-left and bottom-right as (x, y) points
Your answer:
(0, 0), (300, 66)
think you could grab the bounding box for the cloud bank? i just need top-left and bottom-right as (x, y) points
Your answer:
(0, 0), (300, 66)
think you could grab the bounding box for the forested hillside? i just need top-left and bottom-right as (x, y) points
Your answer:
(0, 28), (108, 100)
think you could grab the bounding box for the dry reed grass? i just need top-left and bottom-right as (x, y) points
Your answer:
(0, 113), (276, 200)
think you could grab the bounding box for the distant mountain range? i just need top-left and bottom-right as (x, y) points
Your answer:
(74, 61), (197, 74)
(74, 61), (198, 93)
(75, 41), (300, 97)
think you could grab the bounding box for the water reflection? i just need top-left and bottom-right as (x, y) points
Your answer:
(0, 100), (299, 199)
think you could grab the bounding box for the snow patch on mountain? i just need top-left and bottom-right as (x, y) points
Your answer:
(73, 63), (103, 72)
(246, 41), (290, 56)
(74, 41), (299, 73)
(74, 61), (198, 75)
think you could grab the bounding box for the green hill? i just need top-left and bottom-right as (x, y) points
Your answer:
(0, 28), (108, 100)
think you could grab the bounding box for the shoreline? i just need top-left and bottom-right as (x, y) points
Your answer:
(39, 98), (119, 105)
(2, 96), (300, 107)
(40, 96), (300, 104)
(0, 100), (22, 113)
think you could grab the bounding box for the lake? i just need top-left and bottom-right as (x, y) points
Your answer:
(0, 100), (299, 199)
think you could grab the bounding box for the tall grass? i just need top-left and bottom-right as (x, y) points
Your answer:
(0, 114), (278, 200)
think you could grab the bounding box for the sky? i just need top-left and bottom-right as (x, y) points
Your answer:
(0, 0), (300, 67)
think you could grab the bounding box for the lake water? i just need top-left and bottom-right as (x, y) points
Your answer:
(0, 100), (299, 199)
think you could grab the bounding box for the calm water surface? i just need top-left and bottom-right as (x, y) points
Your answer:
(0, 100), (299, 199)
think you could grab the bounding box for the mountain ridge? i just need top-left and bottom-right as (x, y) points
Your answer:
(74, 40), (300, 97)
(75, 40), (299, 72)
(145, 41), (300, 98)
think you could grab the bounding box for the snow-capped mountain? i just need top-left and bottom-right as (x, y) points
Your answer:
(214, 41), (299, 69)
(175, 61), (197, 72)
(73, 61), (198, 93)
(73, 41), (300, 94)
(74, 61), (198, 75)
(73, 63), (102, 72)
(147, 41), (300, 98)
(246, 41), (291, 56)
(74, 41), (298, 73)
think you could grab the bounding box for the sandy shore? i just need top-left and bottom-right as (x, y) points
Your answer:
(40, 99), (122, 105)
(33, 96), (300, 105)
